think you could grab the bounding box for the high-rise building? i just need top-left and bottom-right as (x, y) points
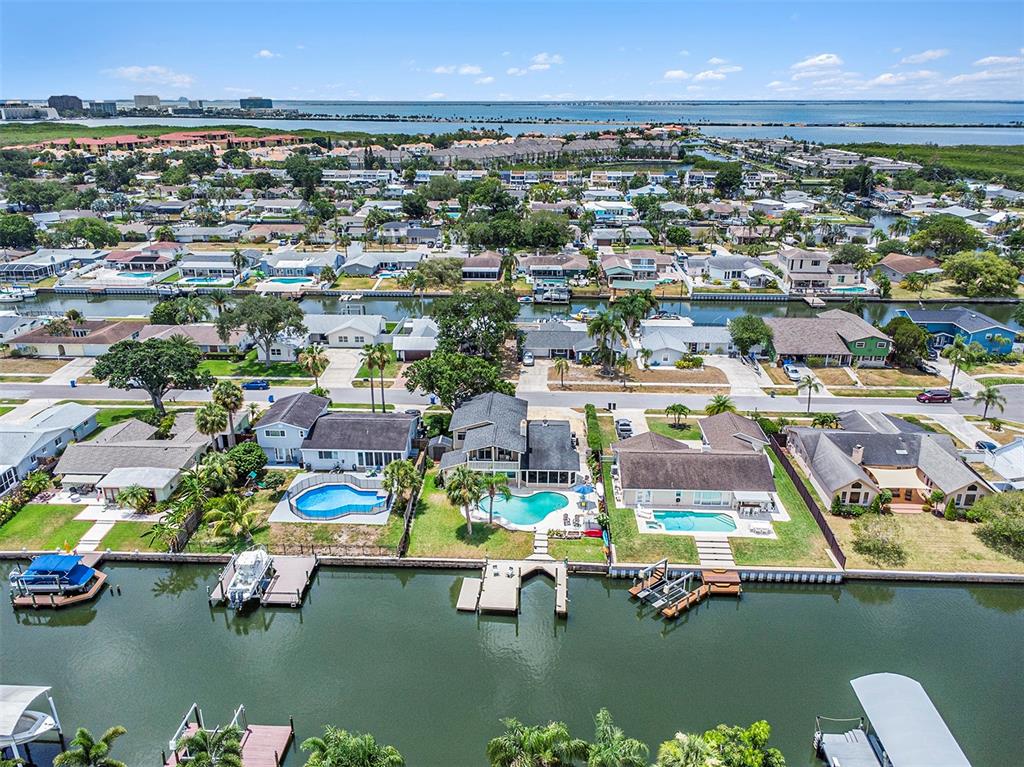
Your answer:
(47, 95), (83, 113)
(89, 100), (118, 116)
(134, 94), (161, 108)
(240, 97), (273, 109)
(188, 100), (204, 110)
(0, 104), (59, 121)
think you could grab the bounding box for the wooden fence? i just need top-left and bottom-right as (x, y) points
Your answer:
(768, 435), (847, 569)
(397, 451), (429, 558)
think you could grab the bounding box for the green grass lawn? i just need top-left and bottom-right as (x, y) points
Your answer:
(355, 345), (400, 379)
(730, 451), (833, 568)
(646, 418), (702, 441)
(550, 536), (607, 563)
(199, 349), (308, 379)
(89, 407), (162, 437)
(100, 521), (164, 552)
(0, 406), (13, 417)
(405, 472), (533, 559)
(973, 376), (1024, 386)
(605, 465), (699, 564)
(833, 143), (1024, 189)
(0, 504), (91, 551)
(331, 276), (379, 290)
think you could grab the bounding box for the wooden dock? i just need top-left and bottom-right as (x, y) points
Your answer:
(471, 559), (569, 617)
(11, 552), (107, 610)
(209, 554), (318, 609)
(164, 724), (293, 767)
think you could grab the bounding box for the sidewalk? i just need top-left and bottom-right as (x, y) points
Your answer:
(43, 357), (94, 386)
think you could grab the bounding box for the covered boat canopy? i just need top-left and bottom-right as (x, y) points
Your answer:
(13, 555), (95, 591)
(851, 673), (972, 767)
(0, 684), (53, 741)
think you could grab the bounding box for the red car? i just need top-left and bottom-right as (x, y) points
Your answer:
(916, 388), (952, 403)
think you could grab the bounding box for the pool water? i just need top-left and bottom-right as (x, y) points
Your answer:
(652, 510), (738, 533)
(117, 272), (156, 278)
(293, 484), (387, 519)
(182, 276), (229, 284)
(270, 277), (313, 284)
(479, 491), (569, 526)
(833, 285), (867, 293)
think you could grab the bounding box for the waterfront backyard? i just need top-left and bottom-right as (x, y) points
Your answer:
(2, 562), (1021, 767)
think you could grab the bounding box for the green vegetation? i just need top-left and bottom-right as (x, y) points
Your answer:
(90, 407), (163, 436)
(99, 522), (163, 552)
(646, 418), (702, 442)
(604, 464), (698, 564)
(0, 504), (90, 551)
(974, 376), (1024, 386)
(199, 349), (310, 378)
(732, 452), (833, 567)
(834, 143), (1024, 188)
(549, 536), (607, 563)
(355, 345), (399, 380)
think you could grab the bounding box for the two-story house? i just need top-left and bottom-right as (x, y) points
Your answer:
(778, 246), (831, 293)
(896, 308), (1017, 355)
(255, 393), (330, 465)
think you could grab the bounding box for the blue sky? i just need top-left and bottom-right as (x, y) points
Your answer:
(2, 0), (1022, 101)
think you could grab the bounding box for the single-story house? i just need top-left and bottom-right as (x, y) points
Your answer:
(250, 198), (311, 218)
(699, 412), (769, 453)
(765, 310), (891, 367)
(139, 324), (249, 354)
(0, 314), (43, 343)
(461, 251), (503, 281)
(640, 320), (734, 364)
(337, 246), (425, 276)
(172, 224), (249, 243)
(704, 255), (775, 287)
(299, 411), (418, 471)
(260, 248), (344, 277)
(9, 320), (147, 358)
(517, 252), (590, 283)
(522, 321), (606, 360)
(895, 308), (1017, 355)
(874, 253), (942, 283)
(0, 249), (109, 281)
(0, 403), (98, 494)
(269, 314), (389, 360)
(105, 249), (175, 272)
(392, 317), (439, 361)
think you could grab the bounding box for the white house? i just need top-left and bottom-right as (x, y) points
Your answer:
(640, 320), (735, 364)
(0, 403), (99, 495)
(255, 392), (331, 465)
(299, 411), (418, 471)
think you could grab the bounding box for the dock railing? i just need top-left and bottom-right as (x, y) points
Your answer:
(768, 435), (847, 568)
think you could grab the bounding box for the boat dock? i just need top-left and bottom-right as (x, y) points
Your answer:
(802, 295), (826, 307)
(457, 559), (568, 617)
(163, 704), (293, 767)
(10, 552), (107, 610)
(628, 562), (742, 621)
(208, 554), (318, 609)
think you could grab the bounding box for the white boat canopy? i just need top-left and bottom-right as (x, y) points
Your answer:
(851, 673), (972, 767)
(0, 685), (52, 739)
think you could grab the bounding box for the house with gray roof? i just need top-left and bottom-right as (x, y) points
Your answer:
(786, 416), (991, 511)
(521, 321), (604, 361)
(255, 392), (330, 465)
(269, 313), (388, 358)
(439, 392), (579, 487)
(765, 309), (891, 367)
(299, 412), (418, 471)
(640, 320), (734, 364)
(699, 413), (768, 453)
(0, 403), (98, 495)
(172, 224), (249, 243)
(0, 314), (42, 344)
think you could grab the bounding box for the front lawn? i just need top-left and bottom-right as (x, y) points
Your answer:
(199, 349), (308, 379)
(100, 521), (164, 552)
(355, 345), (400, 379)
(730, 451), (833, 568)
(646, 417), (702, 442)
(972, 376), (1024, 386)
(405, 471), (533, 560)
(0, 358), (68, 374)
(0, 504), (91, 551)
(856, 368), (948, 388)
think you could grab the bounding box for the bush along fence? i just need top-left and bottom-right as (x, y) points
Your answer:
(397, 450), (430, 558)
(768, 434), (847, 568)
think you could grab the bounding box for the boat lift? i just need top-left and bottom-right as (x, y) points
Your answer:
(0, 685), (65, 762)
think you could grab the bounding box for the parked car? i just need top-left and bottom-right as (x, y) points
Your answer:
(916, 360), (941, 376)
(916, 388), (952, 403)
(522, 351), (535, 367)
(975, 440), (999, 451)
(615, 419), (633, 439)
(783, 364), (802, 382)
(404, 408), (420, 415)
(241, 379), (270, 390)
(925, 348), (939, 361)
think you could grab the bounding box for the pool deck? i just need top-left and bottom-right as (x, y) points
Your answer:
(464, 559), (569, 617)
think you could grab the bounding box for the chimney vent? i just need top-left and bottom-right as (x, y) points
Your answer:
(851, 444), (864, 464)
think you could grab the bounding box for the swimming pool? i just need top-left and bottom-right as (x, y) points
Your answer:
(650, 510), (738, 534)
(269, 277), (313, 285)
(182, 276), (230, 284)
(117, 272), (156, 279)
(833, 286), (867, 294)
(478, 491), (569, 526)
(292, 484), (388, 519)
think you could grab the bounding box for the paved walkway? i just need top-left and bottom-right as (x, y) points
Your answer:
(933, 356), (982, 395)
(43, 357), (94, 386)
(929, 414), (990, 447)
(695, 536), (736, 568)
(76, 521), (115, 553)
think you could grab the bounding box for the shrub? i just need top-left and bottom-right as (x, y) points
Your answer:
(974, 492), (1024, 552)
(730, 279), (741, 290)
(309, 385), (331, 400)
(262, 472), (286, 490)
(943, 498), (959, 521)
(806, 355), (825, 367)
(755, 416), (780, 436)
(584, 404), (603, 453)
(674, 354), (704, 369)
(226, 441), (268, 479)
(852, 515), (907, 567)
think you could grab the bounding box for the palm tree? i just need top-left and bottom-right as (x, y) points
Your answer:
(205, 494), (260, 543)
(812, 412), (841, 428)
(230, 247), (248, 274)
(587, 311), (628, 377)
(176, 467), (210, 519)
(301, 727), (404, 767)
(199, 451), (237, 492)
(64, 308), (85, 325)
(399, 269), (427, 297)
(888, 218), (911, 238)
(194, 402), (228, 448)
(797, 375), (821, 414)
(115, 484), (153, 514)
(175, 295), (210, 323)
(553, 357), (570, 389)
(704, 395), (736, 415)
(140, 514), (183, 552)
(974, 384), (1006, 419)
(655, 732), (719, 767)
(54, 726), (128, 767)
(298, 344), (329, 390)
(666, 403), (690, 428)
(212, 381), (245, 448)
(207, 289), (230, 317)
(176, 725), (243, 767)
(587, 709), (648, 767)
(371, 343), (392, 410)
(636, 348), (653, 370)
(481, 473), (512, 526)
(445, 465), (484, 536)
(487, 718), (589, 767)
(382, 459), (421, 505)
(945, 336), (975, 393)
(844, 296), (866, 318)
(360, 343), (379, 413)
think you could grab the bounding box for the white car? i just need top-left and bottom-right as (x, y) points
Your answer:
(783, 364), (802, 382)
(522, 352), (535, 367)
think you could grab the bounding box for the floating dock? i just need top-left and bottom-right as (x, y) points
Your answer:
(802, 295), (826, 307)
(163, 704), (293, 767)
(459, 559), (568, 617)
(208, 554), (318, 609)
(10, 552), (107, 610)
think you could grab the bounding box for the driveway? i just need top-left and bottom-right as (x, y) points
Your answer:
(320, 348), (362, 388)
(517, 360), (552, 393)
(44, 357), (94, 385)
(714, 355), (766, 396)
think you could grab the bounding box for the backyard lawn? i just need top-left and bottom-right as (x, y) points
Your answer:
(405, 471), (533, 560)
(646, 417), (702, 442)
(89, 407), (164, 437)
(100, 521), (164, 552)
(605, 466), (699, 565)
(550, 536), (607, 563)
(199, 349), (310, 379)
(330, 276), (379, 290)
(730, 451), (833, 568)
(0, 504), (91, 551)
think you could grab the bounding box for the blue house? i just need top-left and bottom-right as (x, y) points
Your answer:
(896, 308), (1017, 354)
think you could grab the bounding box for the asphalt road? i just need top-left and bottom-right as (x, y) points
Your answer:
(4, 381), (1021, 420)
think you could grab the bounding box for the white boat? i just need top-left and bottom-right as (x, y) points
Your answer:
(0, 685), (64, 761)
(0, 293), (23, 303)
(517, 295), (534, 304)
(226, 548), (274, 611)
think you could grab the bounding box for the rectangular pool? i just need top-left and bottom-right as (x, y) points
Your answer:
(651, 509), (737, 533)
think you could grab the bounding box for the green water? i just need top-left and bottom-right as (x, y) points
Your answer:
(2, 564), (1022, 767)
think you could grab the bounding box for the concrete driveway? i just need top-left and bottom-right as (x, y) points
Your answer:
(44, 357), (94, 385)
(517, 359), (552, 393)
(320, 348), (362, 388)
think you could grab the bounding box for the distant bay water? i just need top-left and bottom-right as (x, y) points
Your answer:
(59, 100), (1024, 144)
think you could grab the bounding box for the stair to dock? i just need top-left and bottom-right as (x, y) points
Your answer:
(695, 536), (735, 568)
(527, 530), (554, 561)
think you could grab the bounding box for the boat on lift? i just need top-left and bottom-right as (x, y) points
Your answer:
(226, 547), (275, 611)
(0, 685), (65, 762)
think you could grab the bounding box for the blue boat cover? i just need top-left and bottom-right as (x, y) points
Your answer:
(26, 554), (82, 574)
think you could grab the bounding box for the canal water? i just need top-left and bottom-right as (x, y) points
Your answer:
(3, 563), (1021, 767)
(16, 294), (1024, 331)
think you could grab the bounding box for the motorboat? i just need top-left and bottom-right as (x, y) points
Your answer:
(0, 685), (64, 761)
(517, 295), (534, 304)
(572, 307), (598, 321)
(226, 548), (275, 611)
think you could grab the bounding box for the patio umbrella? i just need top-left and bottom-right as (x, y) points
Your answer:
(574, 483), (595, 510)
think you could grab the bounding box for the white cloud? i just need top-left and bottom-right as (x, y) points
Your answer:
(707, 57), (728, 66)
(900, 49), (948, 65)
(694, 70), (726, 81)
(531, 52), (564, 66)
(948, 67), (1022, 84)
(432, 65), (456, 74)
(507, 67), (527, 76)
(103, 65), (194, 88)
(255, 49), (281, 59)
(223, 86), (255, 94)
(792, 68), (841, 81)
(767, 80), (799, 93)
(973, 54), (1023, 66)
(866, 70), (938, 86)
(426, 92), (446, 99)
(458, 64), (483, 75)
(507, 54), (563, 76)
(678, 49), (690, 57)
(662, 69), (691, 81)
(716, 65), (742, 74)
(295, 44), (306, 50)
(529, 63), (551, 71)
(474, 76), (495, 85)
(792, 53), (843, 70)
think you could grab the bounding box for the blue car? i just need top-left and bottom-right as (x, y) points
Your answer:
(241, 379), (270, 390)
